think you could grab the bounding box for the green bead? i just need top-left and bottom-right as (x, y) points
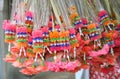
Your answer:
(27, 49), (33, 53)
(50, 39), (55, 42)
(70, 39), (78, 45)
(5, 36), (15, 39)
(16, 39), (27, 42)
(43, 39), (49, 42)
(33, 45), (43, 49)
(89, 28), (95, 33)
(102, 18), (110, 24)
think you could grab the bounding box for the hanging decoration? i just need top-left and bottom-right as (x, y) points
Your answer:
(2, 0), (120, 77)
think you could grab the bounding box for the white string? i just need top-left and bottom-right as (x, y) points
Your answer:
(8, 43), (11, 52)
(83, 53), (86, 61)
(63, 50), (66, 59)
(50, 0), (64, 31)
(54, 51), (57, 61)
(45, 46), (52, 54)
(79, 28), (84, 36)
(66, 50), (70, 62)
(19, 47), (22, 56)
(34, 53), (38, 62)
(22, 47), (26, 57)
(74, 47), (76, 59)
(39, 53), (45, 61)
(110, 48), (114, 56)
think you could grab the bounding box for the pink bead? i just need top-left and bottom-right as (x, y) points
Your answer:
(26, 11), (33, 17)
(98, 10), (107, 17)
(32, 30), (43, 38)
(68, 28), (75, 34)
(28, 36), (33, 42)
(2, 20), (11, 29)
(41, 27), (49, 32)
(16, 27), (27, 33)
(5, 24), (16, 31)
(81, 18), (88, 24)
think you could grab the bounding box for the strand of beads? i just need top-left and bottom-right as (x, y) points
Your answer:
(87, 23), (101, 41)
(69, 28), (79, 60)
(50, 30), (59, 52)
(41, 27), (51, 54)
(26, 36), (34, 58)
(98, 10), (118, 56)
(32, 30), (44, 62)
(4, 23), (16, 52)
(25, 11), (34, 35)
(87, 23), (101, 51)
(16, 26), (28, 57)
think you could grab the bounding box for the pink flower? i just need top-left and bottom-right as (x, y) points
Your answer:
(3, 54), (16, 63)
(20, 68), (33, 75)
(26, 66), (39, 74)
(46, 61), (81, 72)
(88, 44), (109, 57)
(46, 62), (60, 72)
(20, 67), (39, 75)
(65, 62), (77, 71)
(23, 59), (34, 67)
(2, 20), (10, 29)
(26, 11), (33, 17)
(12, 60), (23, 68)
(3, 57), (16, 63)
(36, 66), (48, 72)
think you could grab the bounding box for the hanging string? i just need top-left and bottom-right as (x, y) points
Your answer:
(95, 0), (104, 11)
(56, 0), (72, 29)
(50, 0), (64, 31)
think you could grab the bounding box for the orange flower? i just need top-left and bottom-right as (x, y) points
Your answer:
(70, 13), (78, 20)
(50, 31), (59, 38)
(103, 20), (111, 26)
(87, 23), (96, 30)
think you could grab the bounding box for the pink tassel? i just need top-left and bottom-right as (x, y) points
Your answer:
(16, 27), (27, 33)
(32, 30), (43, 38)
(81, 18), (88, 25)
(48, 21), (52, 28)
(26, 11), (33, 17)
(28, 36), (32, 42)
(41, 27), (49, 33)
(55, 24), (60, 31)
(76, 24), (83, 29)
(68, 28), (75, 34)
(5, 24), (16, 31)
(98, 10), (107, 17)
(2, 20), (11, 29)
